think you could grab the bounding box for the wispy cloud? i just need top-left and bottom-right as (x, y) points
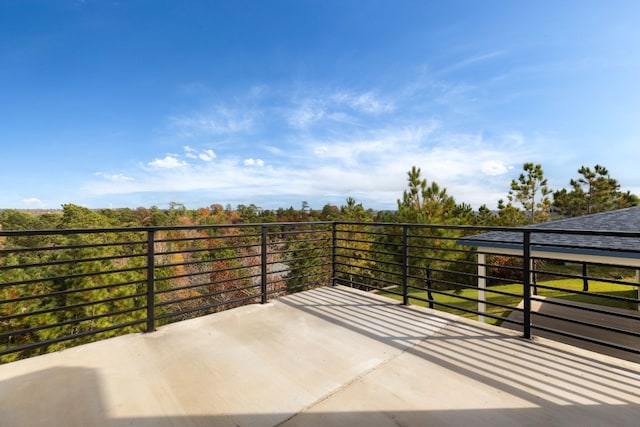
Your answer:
(331, 91), (395, 114)
(86, 76), (547, 209)
(87, 122), (535, 209)
(170, 106), (254, 136)
(439, 50), (507, 75)
(7, 2), (639, 212)
(288, 101), (326, 128)
(287, 89), (395, 129)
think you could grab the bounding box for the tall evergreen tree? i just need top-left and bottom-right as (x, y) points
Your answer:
(553, 165), (639, 217)
(397, 166), (456, 224)
(508, 163), (552, 223)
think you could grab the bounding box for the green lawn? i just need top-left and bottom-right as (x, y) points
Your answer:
(378, 279), (638, 326)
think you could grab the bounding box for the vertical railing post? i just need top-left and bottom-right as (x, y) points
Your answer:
(532, 258), (538, 296)
(402, 225), (409, 305)
(522, 230), (532, 339)
(261, 225), (268, 304)
(425, 269), (434, 310)
(635, 269), (640, 312)
(331, 222), (337, 286)
(477, 253), (487, 323)
(146, 230), (156, 333)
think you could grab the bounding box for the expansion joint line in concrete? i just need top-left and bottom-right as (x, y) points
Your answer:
(275, 316), (453, 426)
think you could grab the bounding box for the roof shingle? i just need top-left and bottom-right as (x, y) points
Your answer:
(458, 206), (640, 256)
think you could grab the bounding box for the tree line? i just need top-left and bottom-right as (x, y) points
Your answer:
(1, 163), (637, 362)
(2, 163), (637, 231)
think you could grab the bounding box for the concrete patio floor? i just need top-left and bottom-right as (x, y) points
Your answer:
(1, 285), (639, 426)
(505, 296), (640, 364)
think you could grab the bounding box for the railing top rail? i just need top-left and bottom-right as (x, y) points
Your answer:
(2, 221), (640, 239)
(335, 221), (640, 238)
(0, 221), (336, 237)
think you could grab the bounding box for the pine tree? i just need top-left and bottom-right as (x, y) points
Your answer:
(508, 163), (552, 223)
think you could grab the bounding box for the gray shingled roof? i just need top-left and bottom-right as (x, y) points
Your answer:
(458, 206), (640, 259)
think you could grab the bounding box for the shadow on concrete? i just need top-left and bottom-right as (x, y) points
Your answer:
(278, 287), (640, 425)
(0, 367), (107, 426)
(2, 363), (640, 427)
(504, 295), (640, 363)
(106, 405), (640, 426)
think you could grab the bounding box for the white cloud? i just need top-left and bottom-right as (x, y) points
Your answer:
(199, 149), (216, 161)
(183, 146), (216, 161)
(305, 125), (436, 167)
(184, 146), (198, 158)
(94, 172), (135, 182)
(87, 120), (537, 210)
(22, 197), (44, 207)
(83, 78), (547, 210)
(244, 158), (264, 167)
(148, 155), (188, 169)
(480, 160), (511, 176)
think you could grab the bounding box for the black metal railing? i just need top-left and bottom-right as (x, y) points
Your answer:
(1, 221), (639, 363)
(333, 222), (640, 362)
(0, 222), (333, 362)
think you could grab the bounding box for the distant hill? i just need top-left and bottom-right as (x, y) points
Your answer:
(0, 209), (64, 216)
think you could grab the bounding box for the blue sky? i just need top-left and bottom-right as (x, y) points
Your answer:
(2, 1), (639, 211)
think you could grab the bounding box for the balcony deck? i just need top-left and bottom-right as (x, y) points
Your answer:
(1, 285), (639, 427)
